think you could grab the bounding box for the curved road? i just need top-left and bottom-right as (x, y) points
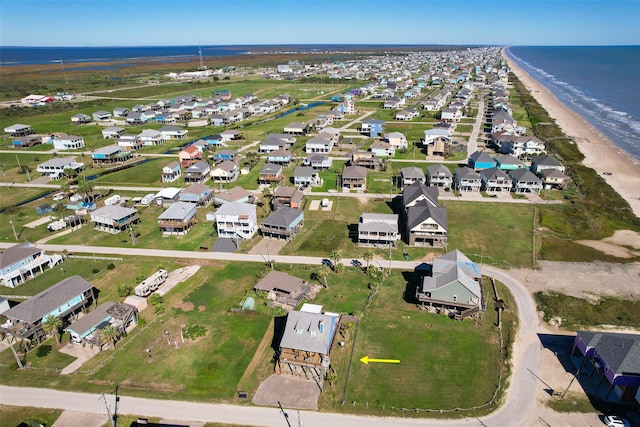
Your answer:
(0, 245), (541, 427)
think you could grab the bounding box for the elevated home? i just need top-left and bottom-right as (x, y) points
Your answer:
(92, 110), (112, 121)
(4, 124), (34, 137)
(254, 270), (308, 307)
(179, 145), (202, 168)
(306, 153), (333, 170)
(415, 250), (483, 316)
(273, 186), (303, 210)
(213, 186), (253, 206)
(213, 150), (238, 163)
(154, 187), (182, 206)
(370, 141), (395, 158)
(12, 135), (41, 149)
(36, 157), (84, 179)
(293, 166), (322, 188)
(468, 151), (497, 171)
(179, 183), (213, 207)
(211, 160), (239, 183)
(116, 134), (143, 151)
(0, 242), (63, 288)
(161, 161), (181, 183)
(0, 276), (95, 343)
(495, 154), (524, 171)
(480, 167), (512, 193)
(402, 180), (439, 209)
(52, 135), (85, 150)
(220, 129), (243, 142)
(341, 165), (368, 190)
(441, 107), (462, 122)
(259, 163), (284, 185)
(160, 125), (188, 140)
(405, 200), (448, 247)
(259, 134), (296, 153)
(573, 331), (640, 401)
(358, 213), (400, 247)
(126, 112), (149, 125)
(92, 145), (132, 165)
(65, 302), (137, 349)
(360, 118), (385, 137)
(158, 201), (198, 235)
(138, 129), (165, 146)
(183, 160), (211, 184)
(260, 207), (304, 240)
(395, 109), (419, 121)
(90, 205), (140, 233)
(351, 151), (382, 171)
(284, 122), (309, 135)
(385, 132), (408, 149)
(71, 113), (91, 125)
(113, 107), (130, 118)
(101, 127), (126, 139)
(305, 137), (334, 154)
(427, 164), (453, 190)
(276, 309), (339, 387)
(530, 154), (566, 174)
(508, 169), (543, 194)
(267, 149), (292, 166)
(501, 135), (546, 158)
(400, 167), (426, 186)
(454, 167), (482, 192)
(215, 202), (257, 240)
(539, 168), (570, 190)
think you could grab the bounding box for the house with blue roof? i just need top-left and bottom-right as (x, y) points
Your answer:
(360, 118), (385, 137)
(468, 151), (497, 171)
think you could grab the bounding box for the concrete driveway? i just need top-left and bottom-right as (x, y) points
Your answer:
(252, 374), (321, 410)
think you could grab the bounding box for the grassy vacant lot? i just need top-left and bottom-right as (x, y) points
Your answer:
(0, 405), (63, 427)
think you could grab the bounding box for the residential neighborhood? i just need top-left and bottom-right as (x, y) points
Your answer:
(0, 42), (638, 427)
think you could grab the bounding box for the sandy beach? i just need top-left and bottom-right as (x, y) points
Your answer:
(502, 50), (640, 219)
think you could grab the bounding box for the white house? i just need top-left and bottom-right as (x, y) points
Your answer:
(215, 202), (257, 240)
(52, 135), (85, 150)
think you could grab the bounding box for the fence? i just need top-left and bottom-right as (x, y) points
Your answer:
(68, 255), (123, 261)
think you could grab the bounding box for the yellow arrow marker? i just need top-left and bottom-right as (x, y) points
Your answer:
(360, 355), (400, 365)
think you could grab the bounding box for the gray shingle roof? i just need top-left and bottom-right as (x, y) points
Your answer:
(279, 310), (338, 355)
(254, 270), (303, 293)
(407, 200), (448, 231)
(402, 180), (439, 208)
(577, 331), (640, 376)
(0, 243), (42, 269)
(3, 276), (94, 324)
(262, 207), (303, 228)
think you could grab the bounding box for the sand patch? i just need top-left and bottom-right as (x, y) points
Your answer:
(577, 229), (640, 258)
(177, 301), (195, 311)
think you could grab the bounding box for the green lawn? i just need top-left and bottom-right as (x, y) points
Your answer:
(0, 405), (63, 427)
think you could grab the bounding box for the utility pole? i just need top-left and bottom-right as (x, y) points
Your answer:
(278, 401), (291, 427)
(99, 393), (115, 427)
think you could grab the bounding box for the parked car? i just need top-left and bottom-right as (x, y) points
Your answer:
(603, 415), (630, 427)
(52, 192), (66, 201)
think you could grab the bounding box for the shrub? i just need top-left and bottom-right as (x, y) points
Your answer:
(182, 324), (207, 340)
(107, 263), (115, 270)
(92, 268), (100, 274)
(36, 345), (52, 358)
(117, 283), (132, 298)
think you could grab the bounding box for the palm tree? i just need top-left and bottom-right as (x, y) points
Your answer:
(261, 186), (273, 211)
(329, 250), (342, 272)
(362, 251), (374, 272)
(318, 265), (331, 289)
(100, 325), (119, 350)
(42, 315), (63, 343)
(77, 175), (95, 202)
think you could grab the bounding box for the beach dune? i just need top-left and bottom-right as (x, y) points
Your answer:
(503, 50), (640, 219)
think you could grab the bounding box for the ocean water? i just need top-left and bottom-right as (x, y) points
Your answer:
(505, 46), (640, 161)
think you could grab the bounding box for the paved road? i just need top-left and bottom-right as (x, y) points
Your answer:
(0, 246), (540, 427)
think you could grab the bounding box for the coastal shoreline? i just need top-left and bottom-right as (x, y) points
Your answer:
(502, 48), (640, 219)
